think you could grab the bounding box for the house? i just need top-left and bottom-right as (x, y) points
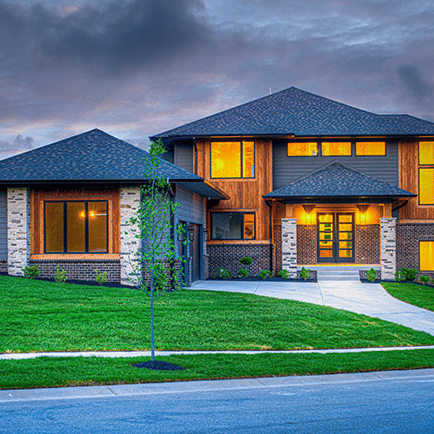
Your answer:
(153, 87), (434, 280)
(0, 129), (227, 285)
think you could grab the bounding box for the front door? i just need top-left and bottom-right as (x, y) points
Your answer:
(317, 213), (354, 263)
(189, 224), (201, 283)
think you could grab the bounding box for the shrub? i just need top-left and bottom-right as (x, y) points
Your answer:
(419, 275), (430, 286)
(55, 266), (67, 284)
(237, 268), (249, 278)
(259, 269), (273, 280)
(22, 265), (40, 279)
(299, 267), (311, 281)
(219, 268), (232, 280)
(95, 269), (108, 286)
(278, 269), (291, 280)
(366, 268), (377, 283)
(239, 256), (253, 266)
(394, 270), (405, 282)
(399, 267), (418, 282)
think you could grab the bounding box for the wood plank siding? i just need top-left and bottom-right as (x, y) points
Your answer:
(399, 139), (434, 220)
(31, 187), (120, 256)
(196, 139), (273, 241)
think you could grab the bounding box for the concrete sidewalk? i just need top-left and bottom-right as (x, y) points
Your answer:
(188, 280), (434, 336)
(1, 368), (434, 403)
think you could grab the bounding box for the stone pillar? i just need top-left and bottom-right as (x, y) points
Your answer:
(120, 186), (141, 285)
(281, 218), (297, 278)
(380, 217), (396, 280)
(7, 187), (30, 276)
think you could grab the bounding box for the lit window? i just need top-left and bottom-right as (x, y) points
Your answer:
(419, 141), (434, 165)
(420, 241), (434, 271)
(45, 201), (108, 253)
(356, 142), (386, 156)
(322, 142), (352, 156)
(287, 142), (318, 157)
(211, 212), (255, 240)
(211, 141), (255, 178)
(419, 169), (434, 205)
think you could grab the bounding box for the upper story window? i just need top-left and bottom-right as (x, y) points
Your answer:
(322, 142), (352, 156)
(419, 141), (434, 205)
(211, 141), (255, 178)
(45, 201), (108, 253)
(287, 142), (318, 156)
(355, 141), (386, 156)
(211, 212), (255, 240)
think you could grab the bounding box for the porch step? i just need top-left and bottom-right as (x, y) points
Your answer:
(308, 266), (362, 282)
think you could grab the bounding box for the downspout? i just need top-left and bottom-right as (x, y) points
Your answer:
(265, 200), (274, 275)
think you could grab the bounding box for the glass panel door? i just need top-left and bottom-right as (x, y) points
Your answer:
(337, 213), (354, 262)
(318, 213), (335, 262)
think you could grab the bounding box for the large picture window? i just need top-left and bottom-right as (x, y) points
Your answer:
(45, 201), (108, 253)
(211, 212), (255, 240)
(211, 141), (255, 178)
(420, 241), (434, 271)
(419, 141), (434, 205)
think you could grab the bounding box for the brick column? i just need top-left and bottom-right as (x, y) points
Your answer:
(380, 217), (396, 280)
(120, 186), (141, 285)
(7, 187), (30, 276)
(281, 218), (297, 278)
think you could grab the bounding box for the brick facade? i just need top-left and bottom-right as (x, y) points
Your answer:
(396, 222), (434, 279)
(273, 224), (282, 273)
(0, 259), (7, 273)
(207, 243), (272, 277)
(355, 224), (380, 264)
(30, 259), (121, 283)
(297, 225), (316, 264)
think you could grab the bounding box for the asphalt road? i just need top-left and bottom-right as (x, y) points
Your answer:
(1, 370), (434, 433)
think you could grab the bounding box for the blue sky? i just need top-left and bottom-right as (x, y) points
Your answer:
(1, 0), (433, 157)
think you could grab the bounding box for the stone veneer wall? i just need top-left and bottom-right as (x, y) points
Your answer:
(380, 218), (396, 280)
(7, 188), (30, 276)
(120, 186), (141, 285)
(207, 243), (272, 277)
(297, 225), (316, 264)
(281, 218), (297, 278)
(396, 222), (434, 279)
(355, 225), (380, 264)
(30, 259), (121, 283)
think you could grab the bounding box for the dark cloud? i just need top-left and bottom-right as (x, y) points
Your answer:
(0, 135), (36, 156)
(398, 65), (433, 103)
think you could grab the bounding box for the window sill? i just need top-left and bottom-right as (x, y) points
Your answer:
(30, 254), (120, 260)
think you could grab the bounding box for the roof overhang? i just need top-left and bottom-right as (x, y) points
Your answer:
(264, 194), (416, 204)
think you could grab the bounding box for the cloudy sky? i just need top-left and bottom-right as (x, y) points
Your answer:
(1, 0), (434, 157)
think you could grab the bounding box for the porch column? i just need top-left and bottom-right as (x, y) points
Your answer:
(120, 186), (141, 286)
(380, 217), (396, 280)
(281, 218), (297, 278)
(7, 187), (30, 276)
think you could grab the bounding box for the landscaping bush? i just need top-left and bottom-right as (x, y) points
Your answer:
(278, 269), (291, 280)
(419, 275), (430, 286)
(94, 269), (108, 286)
(398, 267), (418, 282)
(22, 265), (40, 279)
(366, 268), (377, 283)
(299, 267), (311, 281)
(239, 256), (253, 266)
(55, 266), (67, 283)
(237, 268), (249, 278)
(219, 268), (232, 280)
(258, 269), (273, 279)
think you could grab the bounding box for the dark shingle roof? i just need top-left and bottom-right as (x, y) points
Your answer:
(264, 162), (416, 201)
(154, 87), (434, 138)
(0, 129), (227, 199)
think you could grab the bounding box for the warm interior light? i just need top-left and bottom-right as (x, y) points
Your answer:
(79, 211), (86, 218)
(89, 211), (95, 218)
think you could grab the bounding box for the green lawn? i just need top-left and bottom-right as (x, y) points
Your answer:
(2, 275), (434, 354)
(382, 282), (434, 312)
(1, 350), (434, 390)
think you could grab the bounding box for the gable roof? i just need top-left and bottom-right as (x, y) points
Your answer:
(263, 162), (416, 203)
(0, 129), (228, 200)
(154, 87), (434, 139)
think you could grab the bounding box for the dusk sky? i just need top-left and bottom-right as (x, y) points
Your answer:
(1, 0), (434, 157)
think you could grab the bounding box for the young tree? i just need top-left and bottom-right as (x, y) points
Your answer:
(126, 139), (186, 362)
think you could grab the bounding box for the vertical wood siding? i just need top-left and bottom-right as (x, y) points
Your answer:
(175, 185), (205, 224)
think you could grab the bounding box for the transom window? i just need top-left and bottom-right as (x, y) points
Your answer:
(286, 141), (387, 157)
(322, 142), (352, 156)
(355, 142), (386, 156)
(419, 141), (434, 205)
(45, 201), (108, 253)
(211, 212), (255, 240)
(287, 142), (318, 156)
(211, 141), (255, 178)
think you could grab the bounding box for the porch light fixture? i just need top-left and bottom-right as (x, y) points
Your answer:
(203, 229), (209, 241)
(357, 205), (370, 224)
(302, 204), (316, 225)
(177, 231), (184, 242)
(188, 225), (195, 241)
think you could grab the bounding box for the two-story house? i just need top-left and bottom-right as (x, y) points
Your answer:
(154, 87), (434, 281)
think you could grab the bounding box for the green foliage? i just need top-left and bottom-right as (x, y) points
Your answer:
(278, 269), (291, 280)
(382, 281), (434, 312)
(366, 268), (377, 283)
(22, 265), (40, 279)
(94, 269), (108, 286)
(398, 267), (418, 282)
(219, 268), (233, 280)
(259, 269), (273, 279)
(299, 267), (311, 281)
(237, 268), (249, 278)
(239, 256), (253, 266)
(394, 270), (405, 282)
(419, 275), (430, 286)
(55, 266), (67, 284)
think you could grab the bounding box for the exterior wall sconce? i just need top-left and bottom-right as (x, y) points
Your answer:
(302, 204), (316, 224)
(203, 229), (209, 241)
(188, 225), (195, 241)
(357, 205), (370, 224)
(177, 231), (184, 242)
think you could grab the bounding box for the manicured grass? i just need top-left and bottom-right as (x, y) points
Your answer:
(1, 350), (434, 390)
(382, 282), (434, 312)
(2, 275), (434, 353)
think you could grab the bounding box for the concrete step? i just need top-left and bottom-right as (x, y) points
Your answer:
(314, 268), (361, 282)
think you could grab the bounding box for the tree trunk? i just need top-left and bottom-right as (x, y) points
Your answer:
(150, 290), (155, 361)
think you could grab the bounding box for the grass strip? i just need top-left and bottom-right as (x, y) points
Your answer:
(382, 282), (434, 312)
(1, 276), (434, 353)
(1, 350), (434, 390)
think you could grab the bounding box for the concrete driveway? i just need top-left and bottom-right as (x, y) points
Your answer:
(188, 280), (434, 336)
